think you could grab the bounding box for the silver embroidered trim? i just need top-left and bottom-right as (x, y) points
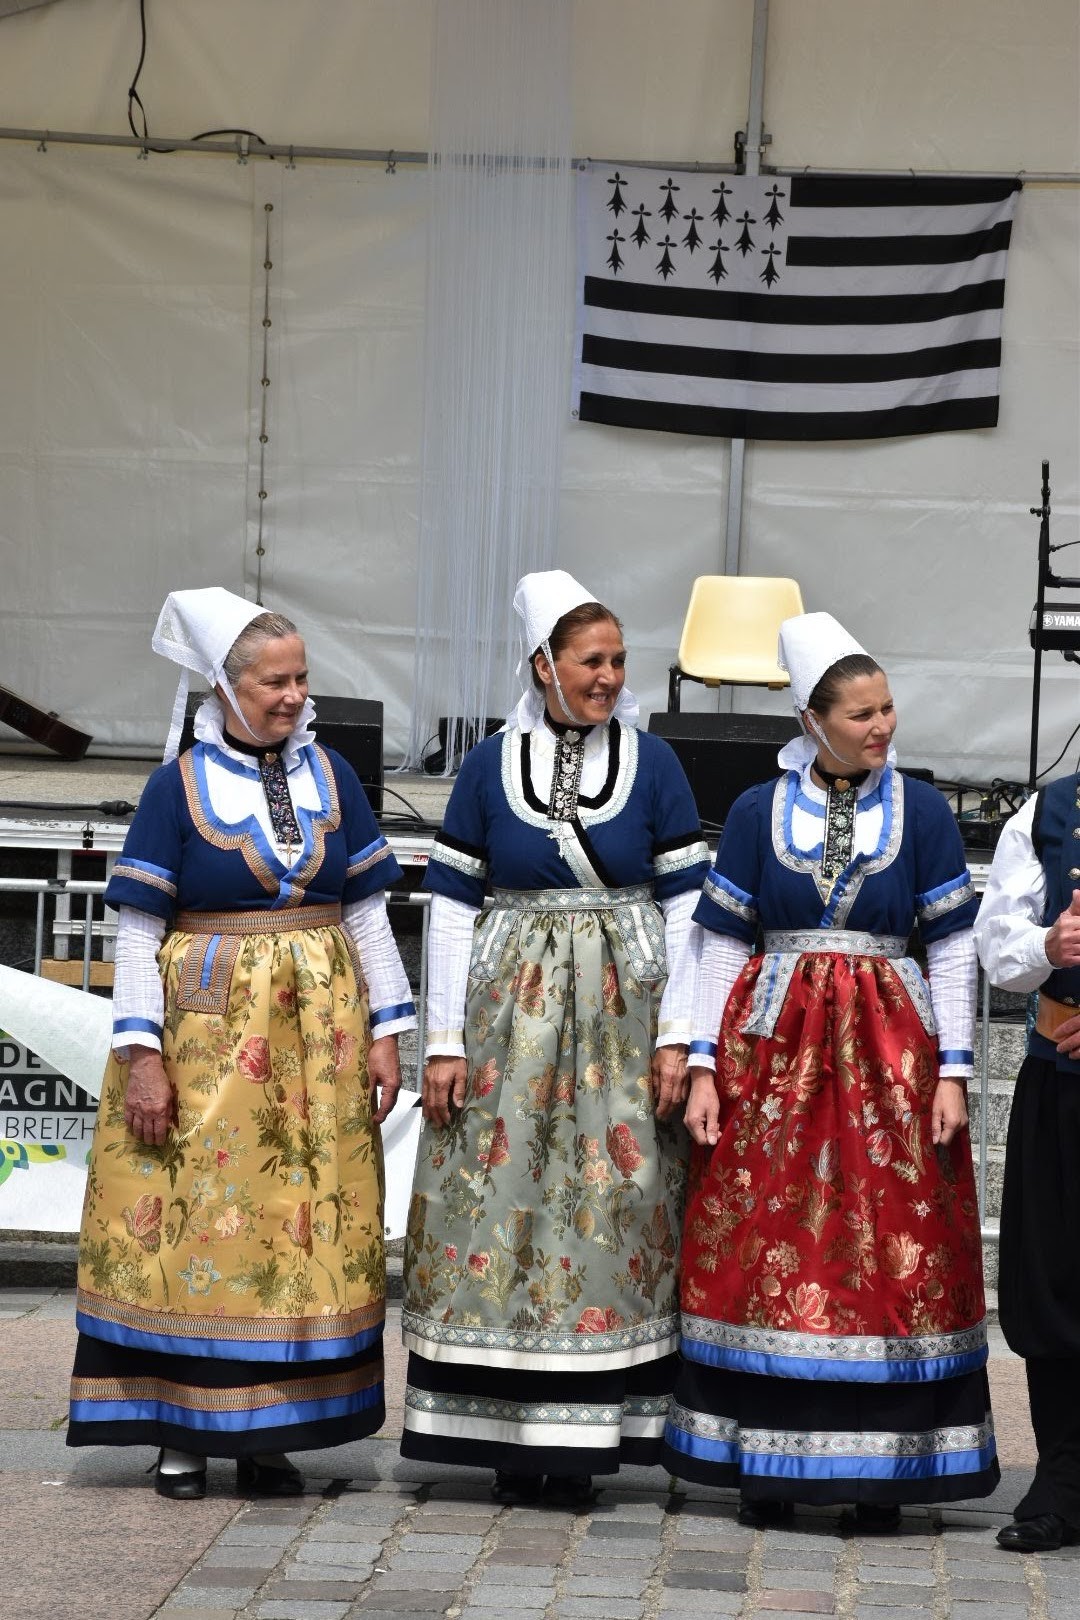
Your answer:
(741, 953), (801, 1038)
(402, 1308), (678, 1358)
(918, 880), (976, 921)
(667, 1400), (994, 1459)
(430, 842), (488, 880)
(702, 871), (756, 922)
(547, 731), (586, 821)
(654, 839), (710, 877)
(763, 930), (908, 957)
(404, 1390), (670, 1425)
(892, 957), (937, 1036)
(771, 771), (906, 923)
(484, 884), (667, 987)
(680, 1315), (987, 1365)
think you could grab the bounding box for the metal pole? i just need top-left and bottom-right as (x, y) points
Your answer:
(723, 0), (770, 580)
(978, 966), (991, 1220)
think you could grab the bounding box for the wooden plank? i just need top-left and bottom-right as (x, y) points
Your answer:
(39, 959), (115, 987)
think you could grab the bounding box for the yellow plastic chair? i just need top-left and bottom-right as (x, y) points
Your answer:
(667, 576), (805, 710)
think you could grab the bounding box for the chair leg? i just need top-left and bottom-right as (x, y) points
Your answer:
(667, 666), (682, 712)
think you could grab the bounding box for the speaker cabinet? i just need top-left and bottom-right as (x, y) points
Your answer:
(647, 710), (800, 829)
(180, 694), (384, 816)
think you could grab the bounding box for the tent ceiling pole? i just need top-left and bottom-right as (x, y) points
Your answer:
(724, 0), (770, 584)
(0, 126), (1077, 183)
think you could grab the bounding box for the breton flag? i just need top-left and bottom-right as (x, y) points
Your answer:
(572, 164), (1021, 442)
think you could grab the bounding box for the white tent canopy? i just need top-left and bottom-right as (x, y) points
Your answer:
(0, 0), (1076, 783)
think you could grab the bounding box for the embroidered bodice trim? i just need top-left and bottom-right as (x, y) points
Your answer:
(507, 722), (637, 829)
(179, 742), (342, 906)
(770, 766), (904, 925)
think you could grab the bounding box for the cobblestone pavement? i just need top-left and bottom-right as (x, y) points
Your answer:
(1, 1286), (1067, 1620)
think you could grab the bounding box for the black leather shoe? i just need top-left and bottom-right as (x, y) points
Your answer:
(491, 1470), (544, 1504)
(153, 1458), (206, 1500)
(855, 1501), (902, 1532)
(542, 1474), (596, 1508)
(737, 1497), (795, 1528)
(235, 1456), (304, 1497)
(997, 1513), (1080, 1553)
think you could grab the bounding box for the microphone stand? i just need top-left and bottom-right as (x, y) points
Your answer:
(1029, 460), (1052, 791)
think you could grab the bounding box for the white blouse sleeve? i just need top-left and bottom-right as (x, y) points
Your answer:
(342, 895), (417, 1038)
(112, 906), (167, 1055)
(688, 929), (753, 1073)
(971, 796), (1053, 993)
(424, 893), (479, 1059)
(655, 890), (701, 1049)
(924, 930), (977, 1079)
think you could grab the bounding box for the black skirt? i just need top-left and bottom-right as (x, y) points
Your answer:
(67, 1328), (385, 1458)
(999, 1052), (1080, 1358)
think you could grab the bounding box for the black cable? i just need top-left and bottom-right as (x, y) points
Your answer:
(1035, 719), (1080, 782)
(377, 783), (430, 822)
(0, 799), (137, 816)
(127, 0), (268, 155)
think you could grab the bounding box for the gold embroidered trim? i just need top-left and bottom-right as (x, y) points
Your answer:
(77, 1287), (385, 1342)
(112, 862), (178, 898)
(175, 932), (244, 1014)
(347, 842), (393, 879)
(174, 904), (344, 937)
(71, 1361), (383, 1413)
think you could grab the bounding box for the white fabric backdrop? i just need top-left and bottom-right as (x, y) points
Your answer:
(0, 0), (1076, 781)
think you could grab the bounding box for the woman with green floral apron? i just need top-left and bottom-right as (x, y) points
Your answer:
(401, 570), (709, 1505)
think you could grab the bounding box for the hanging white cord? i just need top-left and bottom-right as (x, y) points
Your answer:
(404, 0), (575, 771)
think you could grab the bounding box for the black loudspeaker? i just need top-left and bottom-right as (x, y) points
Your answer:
(423, 716), (503, 775)
(648, 710), (801, 829)
(179, 694), (383, 816)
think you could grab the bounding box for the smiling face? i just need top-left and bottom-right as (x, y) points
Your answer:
(220, 634), (309, 746)
(808, 670), (897, 775)
(534, 618), (626, 727)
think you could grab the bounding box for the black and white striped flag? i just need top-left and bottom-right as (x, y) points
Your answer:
(572, 165), (1020, 442)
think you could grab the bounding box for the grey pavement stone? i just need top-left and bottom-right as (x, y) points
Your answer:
(949, 1576), (1032, 1600)
(406, 1513), (497, 1533)
(238, 1505), (316, 1526)
(591, 1501), (667, 1521)
(857, 1545), (936, 1567)
(184, 1569), (267, 1591)
(303, 1525), (389, 1548)
(458, 1612), (546, 1620)
(261, 1583), (366, 1602)
(485, 1546), (570, 1566)
(584, 1519), (663, 1541)
(939, 1610), (1026, 1620)
(353, 1593), (455, 1612)
(167, 1593), (259, 1611)
(673, 1518), (749, 1540)
(283, 1563), (375, 1584)
(366, 1571), (463, 1592)
(294, 1541), (383, 1565)
(397, 1533), (485, 1554)
(201, 1545), (284, 1569)
(752, 1598), (835, 1615)
(668, 1550), (751, 1572)
(759, 1530), (842, 1551)
(1050, 1602), (1080, 1619)
(562, 1575), (649, 1597)
(563, 1556), (654, 1578)
(550, 1603), (644, 1620)
(760, 1550), (838, 1573)
(379, 1551), (477, 1572)
(856, 1564), (936, 1586)
(762, 1569), (836, 1592)
(664, 1570), (747, 1592)
(155, 1610), (239, 1620)
(657, 1592), (742, 1615)
(256, 1606), (349, 1620)
(855, 1585), (933, 1607)
(218, 1524), (299, 1546)
(467, 1594), (555, 1611)
(853, 1610), (936, 1620)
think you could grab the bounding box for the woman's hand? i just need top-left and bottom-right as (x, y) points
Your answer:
(367, 1035), (402, 1124)
(124, 1047), (176, 1146)
(651, 1044), (689, 1121)
(422, 1056), (468, 1127)
(684, 1067), (721, 1147)
(932, 1077), (968, 1146)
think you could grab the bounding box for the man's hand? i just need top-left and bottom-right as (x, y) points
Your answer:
(124, 1047), (176, 1146)
(367, 1034), (402, 1124)
(651, 1044), (689, 1121)
(422, 1056), (468, 1127)
(1046, 890), (1080, 967)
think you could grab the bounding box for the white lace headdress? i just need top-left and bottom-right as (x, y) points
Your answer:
(153, 587), (268, 762)
(775, 610), (895, 771)
(507, 570), (639, 731)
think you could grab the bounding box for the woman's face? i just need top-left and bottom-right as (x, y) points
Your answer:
(809, 670), (897, 775)
(534, 619), (626, 727)
(223, 634), (309, 746)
